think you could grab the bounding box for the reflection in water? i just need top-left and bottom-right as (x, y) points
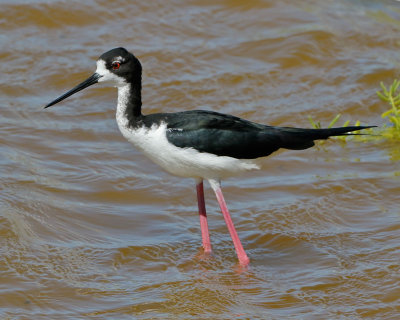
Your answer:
(0, 0), (399, 318)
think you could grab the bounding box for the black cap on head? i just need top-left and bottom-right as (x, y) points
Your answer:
(99, 47), (142, 83)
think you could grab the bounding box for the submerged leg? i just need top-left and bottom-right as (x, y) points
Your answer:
(209, 179), (250, 266)
(196, 180), (212, 253)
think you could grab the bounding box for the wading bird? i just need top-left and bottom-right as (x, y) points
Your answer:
(45, 48), (374, 265)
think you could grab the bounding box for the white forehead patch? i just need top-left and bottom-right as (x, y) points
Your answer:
(113, 56), (124, 63)
(95, 59), (126, 87)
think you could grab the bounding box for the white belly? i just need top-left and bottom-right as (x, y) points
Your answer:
(117, 121), (260, 180)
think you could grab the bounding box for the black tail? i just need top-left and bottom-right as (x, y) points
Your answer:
(303, 125), (376, 138)
(278, 125), (376, 150)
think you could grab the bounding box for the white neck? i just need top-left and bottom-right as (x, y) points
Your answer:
(116, 84), (132, 128)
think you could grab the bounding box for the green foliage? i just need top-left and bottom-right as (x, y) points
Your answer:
(307, 80), (400, 163)
(308, 113), (342, 129)
(308, 79), (400, 142)
(376, 79), (400, 139)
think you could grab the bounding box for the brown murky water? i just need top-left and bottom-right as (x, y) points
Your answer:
(1, 0), (400, 319)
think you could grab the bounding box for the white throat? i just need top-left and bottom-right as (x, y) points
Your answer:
(116, 84), (132, 129)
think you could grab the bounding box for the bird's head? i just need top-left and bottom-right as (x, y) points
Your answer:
(45, 47), (141, 108)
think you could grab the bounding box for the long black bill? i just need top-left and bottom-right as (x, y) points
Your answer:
(44, 73), (103, 109)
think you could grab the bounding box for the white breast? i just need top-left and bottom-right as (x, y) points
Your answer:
(117, 121), (260, 180)
(115, 85), (260, 180)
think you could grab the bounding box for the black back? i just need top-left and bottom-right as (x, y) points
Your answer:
(135, 110), (374, 159)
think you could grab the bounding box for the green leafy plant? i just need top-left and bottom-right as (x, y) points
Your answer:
(308, 113), (344, 129)
(376, 79), (400, 139)
(307, 80), (400, 163)
(309, 79), (400, 142)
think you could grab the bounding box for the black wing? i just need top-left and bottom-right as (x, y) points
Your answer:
(141, 110), (374, 159)
(141, 110), (281, 158)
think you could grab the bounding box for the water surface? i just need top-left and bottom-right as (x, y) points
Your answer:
(1, 0), (399, 319)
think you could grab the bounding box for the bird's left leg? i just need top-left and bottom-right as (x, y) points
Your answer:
(209, 179), (250, 266)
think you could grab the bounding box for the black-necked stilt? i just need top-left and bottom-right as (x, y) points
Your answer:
(45, 47), (374, 266)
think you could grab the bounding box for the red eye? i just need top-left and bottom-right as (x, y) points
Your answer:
(112, 61), (121, 70)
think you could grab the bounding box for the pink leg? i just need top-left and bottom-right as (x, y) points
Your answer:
(211, 181), (250, 265)
(196, 181), (212, 253)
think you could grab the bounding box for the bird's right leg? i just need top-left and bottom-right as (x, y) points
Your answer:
(196, 179), (212, 253)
